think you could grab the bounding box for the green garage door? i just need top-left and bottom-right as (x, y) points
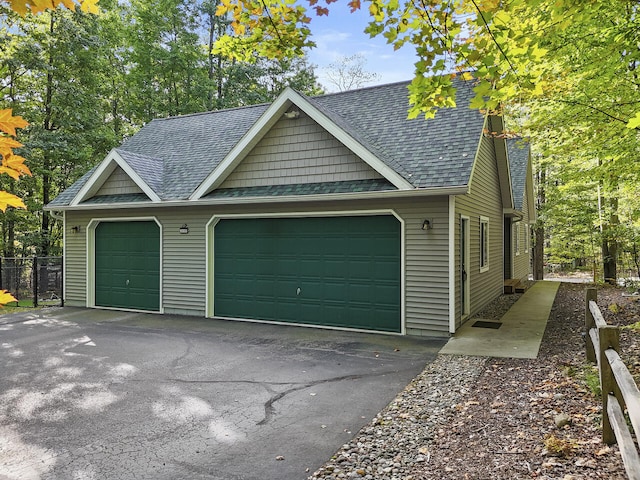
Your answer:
(95, 221), (160, 311)
(214, 215), (401, 333)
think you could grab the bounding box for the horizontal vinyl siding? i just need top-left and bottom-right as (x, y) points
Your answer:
(161, 211), (207, 316)
(95, 166), (144, 196)
(399, 200), (449, 336)
(220, 112), (383, 189)
(513, 188), (531, 281)
(65, 212), (91, 306)
(64, 196), (451, 336)
(454, 133), (504, 329)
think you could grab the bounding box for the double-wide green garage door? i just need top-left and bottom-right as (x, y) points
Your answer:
(214, 215), (401, 333)
(95, 221), (160, 311)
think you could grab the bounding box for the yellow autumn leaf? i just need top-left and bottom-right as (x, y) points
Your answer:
(0, 137), (24, 158)
(0, 289), (17, 306)
(79, 0), (99, 13)
(0, 166), (21, 180)
(7, 0), (99, 16)
(4, 154), (32, 176)
(8, 0), (29, 15)
(0, 109), (28, 137)
(0, 190), (27, 212)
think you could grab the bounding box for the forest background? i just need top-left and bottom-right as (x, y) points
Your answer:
(1, 0), (639, 287)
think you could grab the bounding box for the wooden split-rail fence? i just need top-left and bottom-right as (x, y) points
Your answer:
(585, 287), (640, 480)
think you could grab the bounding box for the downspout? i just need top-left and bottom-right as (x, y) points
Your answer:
(449, 195), (456, 334)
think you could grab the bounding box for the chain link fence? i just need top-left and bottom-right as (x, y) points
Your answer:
(0, 256), (63, 307)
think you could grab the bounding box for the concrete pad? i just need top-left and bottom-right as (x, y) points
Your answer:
(0, 307), (443, 480)
(439, 281), (560, 359)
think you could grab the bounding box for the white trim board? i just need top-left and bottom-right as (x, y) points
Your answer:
(71, 149), (161, 206)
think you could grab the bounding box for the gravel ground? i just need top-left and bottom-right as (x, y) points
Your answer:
(308, 282), (634, 480)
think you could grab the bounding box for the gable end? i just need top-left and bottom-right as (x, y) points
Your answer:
(218, 111), (385, 190)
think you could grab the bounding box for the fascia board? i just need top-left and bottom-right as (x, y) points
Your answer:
(70, 150), (119, 206)
(114, 155), (162, 202)
(189, 88), (414, 200)
(69, 150), (160, 206)
(491, 116), (514, 210)
(47, 185), (468, 211)
(526, 152), (536, 221)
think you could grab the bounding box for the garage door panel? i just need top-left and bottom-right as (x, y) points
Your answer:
(95, 221), (160, 312)
(214, 215), (401, 333)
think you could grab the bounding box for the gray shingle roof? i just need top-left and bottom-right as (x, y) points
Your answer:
(49, 78), (486, 207)
(80, 193), (151, 204)
(47, 167), (97, 207)
(310, 79), (482, 188)
(119, 103), (269, 200)
(115, 149), (164, 195)
(205, 179), (395, 199)
(507, 138), (530, 211)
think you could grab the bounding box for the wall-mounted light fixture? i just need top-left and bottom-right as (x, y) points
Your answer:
(421, 219), (433, 231)
(179, 224), (189, 234)
(71, 225), (81, 234)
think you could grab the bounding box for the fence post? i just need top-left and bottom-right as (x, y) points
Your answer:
(585, 288), (597, 362)
(599, 325), (620, 445)
(33, 256), (38, 308)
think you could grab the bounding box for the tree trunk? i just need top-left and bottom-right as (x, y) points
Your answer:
(533, 224), (545, 280)
(533, 166), (546, 280)
(602, 237), (617, 285)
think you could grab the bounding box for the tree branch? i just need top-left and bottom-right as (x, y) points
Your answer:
(469, 0), (521, 84)
(260, 0), (286, 52)
(556, 99), (631, 126)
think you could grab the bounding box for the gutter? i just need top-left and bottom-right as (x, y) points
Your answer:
(44, 185), (470, 212)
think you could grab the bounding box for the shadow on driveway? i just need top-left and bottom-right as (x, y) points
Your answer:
(0, 307), (444, 480)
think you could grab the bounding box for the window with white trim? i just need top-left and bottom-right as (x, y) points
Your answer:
(515, 223), (521, 256)
(480, 216), (489, 272)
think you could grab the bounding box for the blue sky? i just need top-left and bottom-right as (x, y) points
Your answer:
(302, 5), (416, 91)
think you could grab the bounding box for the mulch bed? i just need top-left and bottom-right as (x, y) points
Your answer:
(411, 282), (639, 480)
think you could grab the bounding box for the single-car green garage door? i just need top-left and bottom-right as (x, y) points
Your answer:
(95, 221), (160, 311)
(214, 215), (401, 333)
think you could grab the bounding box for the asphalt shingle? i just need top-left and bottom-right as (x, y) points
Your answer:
(205, 179), (396, 198)
(50, 78), (486, 207)
(507, 138), (530, 211)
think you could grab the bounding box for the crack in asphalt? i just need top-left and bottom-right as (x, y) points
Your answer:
(166, 367), (417, 426)
(169, 336), (193, 371)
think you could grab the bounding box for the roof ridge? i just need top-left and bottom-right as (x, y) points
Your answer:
(312, 80), (411, 99)
(147, 102), (271, 123)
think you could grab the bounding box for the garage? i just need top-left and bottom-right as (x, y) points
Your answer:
(213, 215), (401, 333)
(94, 221), (160, 311)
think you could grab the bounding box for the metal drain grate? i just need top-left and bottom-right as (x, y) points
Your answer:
(472, 321), (502, 329)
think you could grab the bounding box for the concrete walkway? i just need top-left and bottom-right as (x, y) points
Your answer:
(439, 281), (561, 359)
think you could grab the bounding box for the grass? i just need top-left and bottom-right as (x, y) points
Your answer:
(0, 298), (60, 315)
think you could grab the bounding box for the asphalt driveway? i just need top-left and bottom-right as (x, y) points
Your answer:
(0, 308), (444, 480)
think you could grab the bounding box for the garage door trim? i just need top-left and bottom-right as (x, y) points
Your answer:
(87, 217), (163, 313)
(205, 210), (405, 335)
